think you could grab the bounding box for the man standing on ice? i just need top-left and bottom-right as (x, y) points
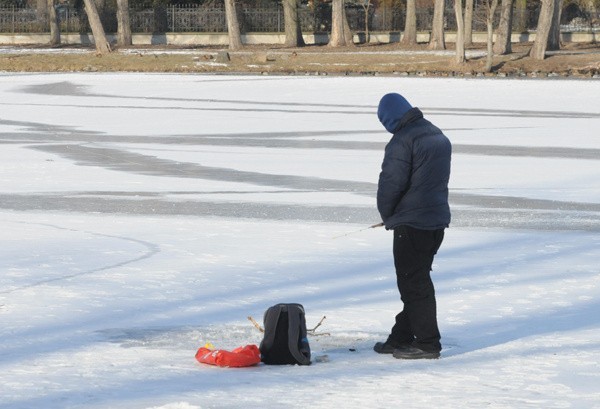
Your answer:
(374, 93), (451, 360)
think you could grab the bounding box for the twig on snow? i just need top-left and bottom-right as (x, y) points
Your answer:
(308, 315), (330, 336)
(247, 316), (264, 333)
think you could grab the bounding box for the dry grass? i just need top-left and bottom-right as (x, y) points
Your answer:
(1, 42), (599, 77)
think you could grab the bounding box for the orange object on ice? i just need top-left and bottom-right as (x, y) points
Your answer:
(195, 344), (261, 368)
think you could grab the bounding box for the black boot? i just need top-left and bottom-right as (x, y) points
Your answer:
(373, 341), (411, 354)
(393, 346), (440, 359)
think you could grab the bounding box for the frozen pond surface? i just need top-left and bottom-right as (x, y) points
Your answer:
(0, 74), (599, 409)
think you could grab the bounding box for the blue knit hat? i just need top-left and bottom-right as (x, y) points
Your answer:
(377, 93), (413, 133)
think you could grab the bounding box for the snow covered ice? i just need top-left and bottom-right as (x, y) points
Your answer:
(0, 73), (599, 409)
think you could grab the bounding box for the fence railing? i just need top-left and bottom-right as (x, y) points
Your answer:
(0, 4), (598, 35)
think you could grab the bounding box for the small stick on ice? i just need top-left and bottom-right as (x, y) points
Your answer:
(332, 222), (384, 239)
(308, 315), (326, 333)
(247, 316), (264, 333)
(308, 316), (330, 337)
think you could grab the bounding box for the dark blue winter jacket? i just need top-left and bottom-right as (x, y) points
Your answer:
(377, 96), (451, 230)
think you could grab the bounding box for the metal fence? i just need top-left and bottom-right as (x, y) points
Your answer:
(0, 3), (598, 34)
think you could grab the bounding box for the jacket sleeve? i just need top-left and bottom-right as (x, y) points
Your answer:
(377, 136), (412, 226)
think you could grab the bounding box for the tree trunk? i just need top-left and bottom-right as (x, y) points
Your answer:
(485, 0), (500, 72)
(224, 0), (242, 50)
(48, 0), (61, 46)
(429, 0), (446, 50)
(529, 0), (555, 59)
(343, 3), (355, 46)
(402, 0), (417, 45)
(117, 0), (132, 46)
(493, 0), (514, 54)
(283, 0), (305, 47)
(83, 0), (111, 54)
(548, 0), (562, 50)
(329, 0), (352, 46)
(362, 3), (370, 43)
(464, 0), (474, 46)
(455, 0), (466, 63)
(514, 0), (527, 32)
(330, 0), (344, 46)
(152, 0), (168, 33)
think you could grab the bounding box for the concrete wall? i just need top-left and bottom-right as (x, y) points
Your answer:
(0, 31), (598, 46)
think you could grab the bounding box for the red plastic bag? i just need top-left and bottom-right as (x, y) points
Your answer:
(195, 344), (261, 368)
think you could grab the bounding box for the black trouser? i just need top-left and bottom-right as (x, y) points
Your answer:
(388, 225), (444, 352)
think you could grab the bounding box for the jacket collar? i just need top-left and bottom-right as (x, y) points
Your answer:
(395, 108), (423, 132)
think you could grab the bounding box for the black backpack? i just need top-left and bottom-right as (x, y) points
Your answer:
(259, 303), (311, 365)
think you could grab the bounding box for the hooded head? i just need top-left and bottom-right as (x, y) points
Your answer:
(377, 93), (413, 133)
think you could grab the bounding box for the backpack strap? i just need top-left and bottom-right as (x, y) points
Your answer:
(287, 304), (311, 365)
(260, 304), (283, 353)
